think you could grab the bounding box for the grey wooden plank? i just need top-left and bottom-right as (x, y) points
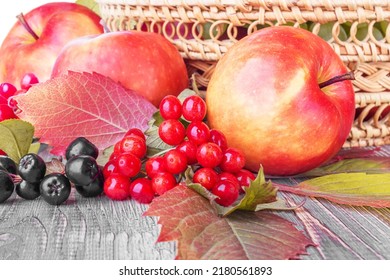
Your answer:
(1, 146), (390, 259)
(0, 191), (176, 260)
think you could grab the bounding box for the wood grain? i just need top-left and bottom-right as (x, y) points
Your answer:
(0, 192), (175, 259)
(1, 147), (390, 260)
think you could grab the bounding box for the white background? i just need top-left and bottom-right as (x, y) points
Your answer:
(0, 0), (73, 44)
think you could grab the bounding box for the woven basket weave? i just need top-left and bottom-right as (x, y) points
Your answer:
(97, 0), (390, 148)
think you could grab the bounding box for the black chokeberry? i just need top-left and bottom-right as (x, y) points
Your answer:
(65, 155), (99, 186)
(40, 173), (71, 205)
(0, 170), (15, 203)
(18, 153), (46, 183)
(75, 171), (104, 197)
(15, 180), (40, 200)
(0, 155), (17, 174)
(66, 137), (99, 160)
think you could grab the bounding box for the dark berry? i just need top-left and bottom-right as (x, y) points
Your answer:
(104, 173), (130, 200)
(75, 171), (104, 197)
(159, 95), (182, 120)
(20, 72), (39, 91)
(145, 157), (166, 178)
(65, 155), (99, 186)
(40, 173), (71, 205)
(0, 155), (17, 174)
(65, 136), (99, 160)
(124, 128), (146, 140)
(212, 180), (239, 207)
(116, 152), (142, 178)
(120, 135), (147, 158)
(158, 119), (186, 146)
(193, 167), (219, 190)
(129, 177), (155, 204)
(186, 121), (210, 145)
(0, 170), (14, 203)
(164, 149), (188, 174)
(219, 148), (246, 173)
(15, 180), (40, 200)
(18, 153), (46, 183)
(151, 172), (176, 196)
(176, 140), (197, 165)
(182, 95), (207, 121)
(209, 129), (228, 152)
(196, 142), (223, 168)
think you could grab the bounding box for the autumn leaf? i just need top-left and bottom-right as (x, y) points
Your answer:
(144, 185), (314, 260)
(276, 173), (390, 208)
(0, 119), (34, 163)
(13, 72), (156, 156)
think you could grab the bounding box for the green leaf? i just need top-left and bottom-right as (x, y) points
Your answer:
(76, 0), (100, 16)
(28, 142), (41, 154)
(277, 173), (390, 208)
(96, 144), (114, 166)
(186, 166), (294, 217)
(217, 166), (280, 216)
(0, 120), (34, 163)
(298, 158), (390, 177)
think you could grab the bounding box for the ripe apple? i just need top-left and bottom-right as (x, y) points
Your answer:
(0, 2), (104, 86)
(51, 31), (189, 107)
(206, 26), (355, 176)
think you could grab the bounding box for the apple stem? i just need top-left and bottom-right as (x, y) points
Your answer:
(319, 71), (355, 89)
(16, 13), (39, 40)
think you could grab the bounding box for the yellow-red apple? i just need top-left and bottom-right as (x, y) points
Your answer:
(0, 2), (103, 86)
(206, 26), (355, 176)
(51, 31), (189, 107)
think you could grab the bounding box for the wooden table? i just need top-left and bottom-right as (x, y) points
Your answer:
(1, 147), (390, 260)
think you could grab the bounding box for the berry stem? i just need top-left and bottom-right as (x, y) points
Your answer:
(17, 13), (39, 40)
(319, 71), (355, 89)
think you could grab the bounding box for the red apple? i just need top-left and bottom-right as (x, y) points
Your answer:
(51, 31), (189, 107)
(206, 26), (355, 176)
(0, 2), (104, 86)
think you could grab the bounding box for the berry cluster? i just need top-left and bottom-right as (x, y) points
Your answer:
(156, 94), (255, 207)
(102, 128), (155, 204)
(102, 94), (255, 207)
(0, 72), (39, 122)
(0, 136), (104, 205)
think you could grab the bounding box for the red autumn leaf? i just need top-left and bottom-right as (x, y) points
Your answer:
(13, 71), (156, 155)
(144, 185), (314, 260)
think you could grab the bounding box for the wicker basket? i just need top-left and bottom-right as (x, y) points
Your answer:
(96, 0), (390, 148)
